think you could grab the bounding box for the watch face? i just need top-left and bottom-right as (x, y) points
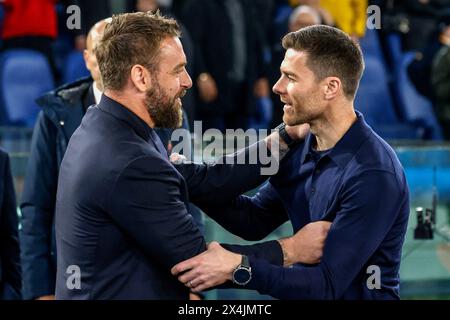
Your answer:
(233, 267), (251, 285)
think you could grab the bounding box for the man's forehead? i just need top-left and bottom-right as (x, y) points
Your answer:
(285, 48), (308, 63)
(159, 37), (187, 63)
(281, 49), (308, 71)
(159, 37), (184, 55)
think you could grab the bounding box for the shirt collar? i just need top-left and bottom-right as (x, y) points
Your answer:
(92, 81), (103, 105)
(300, 111), (372, 168)
(96, 94), (153, 143)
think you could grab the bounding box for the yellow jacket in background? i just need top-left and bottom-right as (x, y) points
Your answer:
(320, 0), (368, 37)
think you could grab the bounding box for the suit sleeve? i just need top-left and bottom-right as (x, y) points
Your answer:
(201, 182), (289, 241)
(203, 181), (287, 268)
(243, 171), (408, 299)
(175, 140), (273, 207)
(0, 151), (22, 299)
(107, 156), (206, 268)
(19, 112), (57, 299)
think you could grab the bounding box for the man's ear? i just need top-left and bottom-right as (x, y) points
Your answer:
(83, 49), (90, 70)
(130, 64), (151, 93)
(324, 77), (341, 100)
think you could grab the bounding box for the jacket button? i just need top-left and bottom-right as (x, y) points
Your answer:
(60, 121), (65, 126)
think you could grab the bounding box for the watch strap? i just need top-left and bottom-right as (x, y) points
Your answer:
(276, 122), (297, 148)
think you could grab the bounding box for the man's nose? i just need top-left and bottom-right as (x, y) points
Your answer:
(273, 78), (284, 95)
(182, 71), (193, 90)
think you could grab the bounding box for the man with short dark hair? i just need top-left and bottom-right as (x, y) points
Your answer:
(55, 11), (328, 300)
(172, 25), (410, 300)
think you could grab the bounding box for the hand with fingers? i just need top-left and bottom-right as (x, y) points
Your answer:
(171, 242), (241, 293)
(171, 220), (332, 292)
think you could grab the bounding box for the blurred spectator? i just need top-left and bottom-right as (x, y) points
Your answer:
(1, 0), (58, 72)
(319, 0), (368, 40)
(19, 19), (109, 300)
(405, 0), (450, 51)
(382, 0), (450, 51)
(182, 0), (269, 131)
(171, 0), (187, 18)
(109, 0), (135, 14)
(408, 19), (450, 100)
(135, 0), (157, 11)
(0, 149), (21, 300)
(289, 5), (321, 31)
(432, 24), (450, 139)
(253, 0), (276, 36)
(379, 0), (410, 36)
(66, 0), (112, 50)
(288, 0), (334, 26)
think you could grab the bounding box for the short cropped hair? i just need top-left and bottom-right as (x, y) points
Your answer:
(282, 25), (364, 98)
(95, 11), (181, 91)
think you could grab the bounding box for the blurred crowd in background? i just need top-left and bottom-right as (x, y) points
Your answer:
(0, 0), (450, 138)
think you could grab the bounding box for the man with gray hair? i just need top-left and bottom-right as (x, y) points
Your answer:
(289, 5), (322, 31)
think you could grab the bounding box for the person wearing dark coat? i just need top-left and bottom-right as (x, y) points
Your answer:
(19, 19), (198, 300)
(0, 148), (22, 300)
(181, 0), (270, 131)
(19, 17), (109, 300)
(20, 76), (96, 300)
(431, 24), (450, 139)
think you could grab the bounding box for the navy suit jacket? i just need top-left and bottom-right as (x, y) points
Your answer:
(55, 95), (281, 299)
(0, 149), (22, 299)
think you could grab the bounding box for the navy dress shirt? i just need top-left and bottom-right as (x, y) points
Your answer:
(202, 112), (410, 299)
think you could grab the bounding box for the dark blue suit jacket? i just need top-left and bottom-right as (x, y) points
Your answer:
(21, 77), (203, 299)
(0, 148), (21, 299)
(55, 95), (281, 299)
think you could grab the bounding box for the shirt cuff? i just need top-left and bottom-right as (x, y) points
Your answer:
(222, 240), (283, 265)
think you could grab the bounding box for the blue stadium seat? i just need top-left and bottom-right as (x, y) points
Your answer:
(63, 50), (90, 84)
(385, 33), (403, 67)
(0, 49), (55, 127)
(355, 56), (421, 139)
(359, 28), (386, 66)
(274, 4), (293, 25)
(356, 57), (396, 123)
(394, 52), (443, 140)
(52, 34), (75, 80)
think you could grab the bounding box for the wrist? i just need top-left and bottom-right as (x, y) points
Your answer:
(231, 255), (252, 285)
(275, 123), (298, 148)
(264, 131), (288, 151)
(278, 237), (294, 266)
(228, 253), (243, 281)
